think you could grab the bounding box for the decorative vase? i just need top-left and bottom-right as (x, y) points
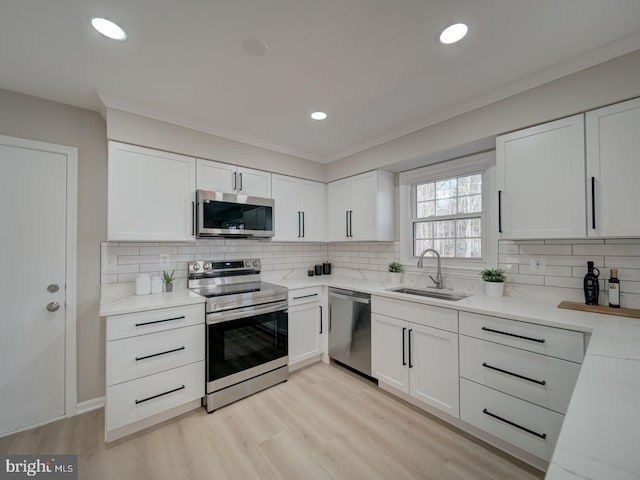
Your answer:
(389, 272), (402, 285)
(165, 282), (173, 293)
(484, 281), (504, 297)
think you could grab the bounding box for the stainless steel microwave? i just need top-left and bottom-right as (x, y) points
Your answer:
(196, 190), (274, 238)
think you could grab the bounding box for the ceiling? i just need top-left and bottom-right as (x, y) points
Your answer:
(1, 1), (640, 163)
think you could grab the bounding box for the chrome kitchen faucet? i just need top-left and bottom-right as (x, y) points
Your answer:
(417, 248), (443, 289)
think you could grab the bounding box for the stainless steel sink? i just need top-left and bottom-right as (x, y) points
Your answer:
(387, 287), (469, 301)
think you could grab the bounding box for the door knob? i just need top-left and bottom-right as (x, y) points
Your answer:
(46, 302), (60, 312)
(47, 284), (60, 293)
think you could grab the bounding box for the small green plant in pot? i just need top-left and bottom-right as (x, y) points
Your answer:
(480, 268), (506, 297)
(162, 270), (175, 293)
(388, 261), (403, 285)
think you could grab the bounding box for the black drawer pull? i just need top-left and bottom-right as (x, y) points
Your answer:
(482, 362), (546, 386)
(591, 176), (596, 229)
(135, 385), (185, 405)
(402, 327), (407, 366)
(293, 293), (319, 300)
(481, 326), (545, 344)
(408, 329), (413, 368)
(135, 315), (185, 327)
(482, 408), (547, 440)
(498, 190), (503, 233)
(135, 346), (185, 362)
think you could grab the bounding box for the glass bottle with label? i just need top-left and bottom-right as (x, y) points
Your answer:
(608, 268), (620, 308)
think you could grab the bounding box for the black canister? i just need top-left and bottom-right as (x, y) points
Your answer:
(314, 264), (323, 276)
(323, 261), (331, 275)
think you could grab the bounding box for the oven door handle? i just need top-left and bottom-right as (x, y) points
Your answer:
(207, 301), (289, 324)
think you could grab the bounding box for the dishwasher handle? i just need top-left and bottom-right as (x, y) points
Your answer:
(328, 291), (370, 304)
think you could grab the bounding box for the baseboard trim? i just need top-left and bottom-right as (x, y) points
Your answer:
(76, 396), (105, 415)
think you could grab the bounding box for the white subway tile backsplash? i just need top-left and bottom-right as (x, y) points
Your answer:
(177, 246), (210, 254)
(544, 276), (584, 289)
(118, 255), (160, 265)
(139, 246), (178, 255)
(498, 244), (519, 254)
(543, 239), (604, 245)
(519, 264), (572, 277)
(519, 244), (572, 255)
(604, 256), (640, 268)
(501, 273), (545, 286)
(102, 246), (140, 256)
(573, 243), (640, 256)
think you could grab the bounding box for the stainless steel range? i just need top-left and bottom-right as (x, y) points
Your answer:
(188, 259), (289, 412)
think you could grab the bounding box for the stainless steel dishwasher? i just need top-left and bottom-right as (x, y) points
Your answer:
(328, 287), (372, 377)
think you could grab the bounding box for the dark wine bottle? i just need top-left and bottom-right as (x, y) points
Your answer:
(583, 261), (600, 306)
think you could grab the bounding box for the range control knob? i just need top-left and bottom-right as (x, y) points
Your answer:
(245, 261), (251, 267)
(203, 263), (211, 270)
(192, 263), (200, 271)
(253, 260), (259, 267)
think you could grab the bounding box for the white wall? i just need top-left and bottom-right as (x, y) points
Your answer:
(106, 108), (325, 182)
(326, 48), (640, 181)
(0, 88), (107, 403)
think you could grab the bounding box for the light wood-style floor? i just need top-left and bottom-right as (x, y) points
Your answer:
(0, 363), (543, 479)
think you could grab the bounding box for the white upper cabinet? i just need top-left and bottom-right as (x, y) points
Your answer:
(108, 142), (196, 242)
(496, 114), (586, 239)
(272, 174), (326, 242)
(196, 159), (271, 198)
(327, 170), (395, 241)
(586, 97), (640, 238)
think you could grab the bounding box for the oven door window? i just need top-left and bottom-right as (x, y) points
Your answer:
(208, 310), (288, 382)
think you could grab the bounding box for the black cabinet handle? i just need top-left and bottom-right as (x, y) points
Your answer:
(135, 315), (185, 327)
(135, 346), (185, 362)
(498, 190), (503, 233)
(482, 362), (546, 386)
(301, 211), (305, 238)
(345, 211), (349, 238)
(349, 210), (353, 237)
(482, 408), (547, 440)
(328, 305), (332, 331)
(298, 211), (301, 238)
(239, 172), (243, 191)
(591, 176), (596, 229)
(481, 326), (545, 344)
(135, 385), (185, 405)
(293, 293), (319, 300)
(233, 172), (237, 191)
(319, 305), (323, 334)
(408, 328), (413, 368)
(192, 201), (196, 236)
(402, 327), (407, 366)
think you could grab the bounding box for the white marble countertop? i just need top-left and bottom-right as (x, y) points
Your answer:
(100, 272), (640, 478)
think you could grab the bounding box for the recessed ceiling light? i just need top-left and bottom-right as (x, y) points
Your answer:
(91, 18), (127, 41)
(439, 23), (468, 45)
(242, 38), (269, 56)
(311, 111), (327, 121)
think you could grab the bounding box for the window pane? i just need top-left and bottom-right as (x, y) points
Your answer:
(436, 179), (456, 199)
(416, 183), (435, 201)
(434, 239), (455, 257)
(433, 220), (455, 238)
(414, 239), (433, 256)
(416, 201), (435, 218)
(456, 238), (482, 258)
(414, 221), (433, 238)
(436, 198), (456, 216)
(457, 174), (482, 195)
(457, 194), (482, 214)
(456, 218), (481, 237)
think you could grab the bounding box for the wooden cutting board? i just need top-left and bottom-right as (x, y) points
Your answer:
(558, 301), (640, 319)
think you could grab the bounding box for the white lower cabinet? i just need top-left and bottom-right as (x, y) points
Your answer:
(105, 303), (205, 441)
(371, 296), (459, 418)
(288, 287), (324, 368)
(460, 379), (564, 462)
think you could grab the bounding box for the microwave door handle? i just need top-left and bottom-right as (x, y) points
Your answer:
(191, 201), (196, 236)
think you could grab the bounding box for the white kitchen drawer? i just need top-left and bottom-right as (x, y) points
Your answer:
(372, 296), (458, 333)
(106, 361), (204, 432)
(106, 324), (205, 386)
(459, 336), (580, 414)
(289, 287), (322, 306)
(106, 303), (204, 341)
(460, 378), (564, 461)
(459, 312), (584, 363)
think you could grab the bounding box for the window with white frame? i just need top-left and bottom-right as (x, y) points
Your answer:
(412, 172), (483, 259)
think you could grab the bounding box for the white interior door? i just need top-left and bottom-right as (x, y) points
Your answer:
(0, 137), (73, 436)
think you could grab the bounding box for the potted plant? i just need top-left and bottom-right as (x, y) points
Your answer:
(388, 261), (403, 285)
(162, 270), (175, 293)
(480, 268), (506, 297)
